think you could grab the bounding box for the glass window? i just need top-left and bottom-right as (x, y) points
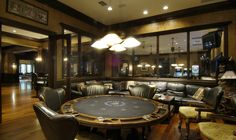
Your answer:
(190, 28), (224, 79)
(134, 36), (157, 77)
(112, 49), (133, 77)
(81, 36), (104, 76)
(159, 32), (187, 78)
(20, 64), (26, 74)
(26, 64), (32, 73)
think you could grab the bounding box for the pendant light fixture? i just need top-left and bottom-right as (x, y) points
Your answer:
(91, 0), (141, 52)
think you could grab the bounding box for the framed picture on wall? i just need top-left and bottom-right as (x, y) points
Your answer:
(7, 0), (48, 25)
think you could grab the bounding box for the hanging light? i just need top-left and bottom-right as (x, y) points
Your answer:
(91, 33), (141, 52)
(122, 37), (141, 48)
(91, 40), (109, 49)
(100, 33), (122, 46)
(35, 56), (42, 62)
(109, 44), (126, 52)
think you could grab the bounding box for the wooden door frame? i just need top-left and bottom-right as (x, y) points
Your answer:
(0, 22), (2, 123)
(0, 18), (55, 123)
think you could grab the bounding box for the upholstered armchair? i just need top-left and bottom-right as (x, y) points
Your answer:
(81, 84), (109, 96)
(178, 86), (223, 139)
(38, 87), (66, 112)
(33, 102), (104, 140)
(128, 84), (156, 99)
(198, 95), (236, 140)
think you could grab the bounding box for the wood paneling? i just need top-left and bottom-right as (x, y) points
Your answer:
(0, 22), (2, 123)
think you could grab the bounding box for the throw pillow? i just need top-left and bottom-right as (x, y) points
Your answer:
(192, 87), (205, 101)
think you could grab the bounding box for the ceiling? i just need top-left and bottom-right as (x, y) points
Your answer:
(58, 0), (226, 25)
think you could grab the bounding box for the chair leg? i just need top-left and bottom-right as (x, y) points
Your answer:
(185, 119), (190, 140)
(178, 115), (182, 131)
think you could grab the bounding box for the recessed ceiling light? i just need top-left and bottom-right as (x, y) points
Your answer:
(108, 6), (112, 11)
(163, 5), (168, 10)
(143, 10), (148, 15)
(13, 29), (16, 33)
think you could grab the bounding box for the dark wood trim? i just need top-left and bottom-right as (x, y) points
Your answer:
(48, 35), (56, 88)
(111, 1), (236, 29)
(135, 21), (231, 37)
(1, 31), (46, 43)
(36, 0), (106, 29)
(156, 36), (159, 77)
(60, 23), (95, 38)
(0, 22), (2, 123)
(78, 35), (82, 76)
(0, 17), (55, 36)
(66, 36), (71, 100)
(187, 32), (190, 79)
(223, 26), (229, 57)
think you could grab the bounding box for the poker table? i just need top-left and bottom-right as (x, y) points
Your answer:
(61, 95), (169, 129)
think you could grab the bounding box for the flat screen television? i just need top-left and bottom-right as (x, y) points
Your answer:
(202, 31), (222, 50)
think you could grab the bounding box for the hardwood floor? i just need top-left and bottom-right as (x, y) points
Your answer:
(0, 81), (203, 140)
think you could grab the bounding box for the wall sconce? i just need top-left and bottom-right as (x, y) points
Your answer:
(63, 57), (68, 62)
(12, 63), (17, 69)
(36, 49), (42, 62)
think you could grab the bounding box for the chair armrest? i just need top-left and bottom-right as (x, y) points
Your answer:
(195, 107), (214, 112)
(207, 114), (236, 122)
(195, 107), (214, 121)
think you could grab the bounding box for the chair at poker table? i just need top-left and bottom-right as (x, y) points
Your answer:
(81, 84), (109, 96)
(33, 102), (105, 140)
(128, 84), (156, 99)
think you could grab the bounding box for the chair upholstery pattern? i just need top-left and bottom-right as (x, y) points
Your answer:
(81, 84), (109, 96)
(129, 84), (156, 99)
(198, 122), (236, 140)
(39, 87), (66, 112)
(33, 102), (78, 140)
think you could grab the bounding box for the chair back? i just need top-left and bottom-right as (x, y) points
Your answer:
(129, 84), (156, 99)
(203, 86), (223, 111)
(33, 102), (78, 140)
(81, 84), (109, 96)
(39, 87), (66, 111)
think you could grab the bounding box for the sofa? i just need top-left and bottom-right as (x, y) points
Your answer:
(69, 80), (221, 107)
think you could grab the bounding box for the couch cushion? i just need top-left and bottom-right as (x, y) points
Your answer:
(112, 81), (127, 91)
(198, 122), (236, 140)
(150, 81), (167, 92)
(167, 83), (185, 97)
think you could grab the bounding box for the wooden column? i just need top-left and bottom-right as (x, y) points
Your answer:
(156, 36), (159, 77)
(66, 35), (71, 100)
(187, 32), (190, 79)
(48, 35), (56, 88)
(77, 35), (82, 76)
(223, 26), (228, 57)
(0, 22), (2, 123)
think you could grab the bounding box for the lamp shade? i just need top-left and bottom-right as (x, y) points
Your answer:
(91, 40), (109, 49)
(109, 44), (126, 52)
(122, 37), (141, 48)
(221, 71), (236, 79)
(101, 33), (122, 46)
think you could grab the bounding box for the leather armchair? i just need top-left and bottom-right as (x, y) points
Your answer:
(129, 84), (156, 99)
(178, 86), (223, 139)
(81, 84), (109, 96)
(33, 102), (105, 140)
(33, 102), (78, 140)
(39, 87), (66, 112)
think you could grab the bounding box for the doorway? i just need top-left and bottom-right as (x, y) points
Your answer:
(0, 18), (55, 123)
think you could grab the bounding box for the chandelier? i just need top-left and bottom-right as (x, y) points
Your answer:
(91, 33), (141, 52)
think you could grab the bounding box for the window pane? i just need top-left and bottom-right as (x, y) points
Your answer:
(159, 32), (187, 78)
(20, 64), (26, 74)
(26, 64), (32, 73)
(134, 36), (157, 77)
(190, 28), (223, 79)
